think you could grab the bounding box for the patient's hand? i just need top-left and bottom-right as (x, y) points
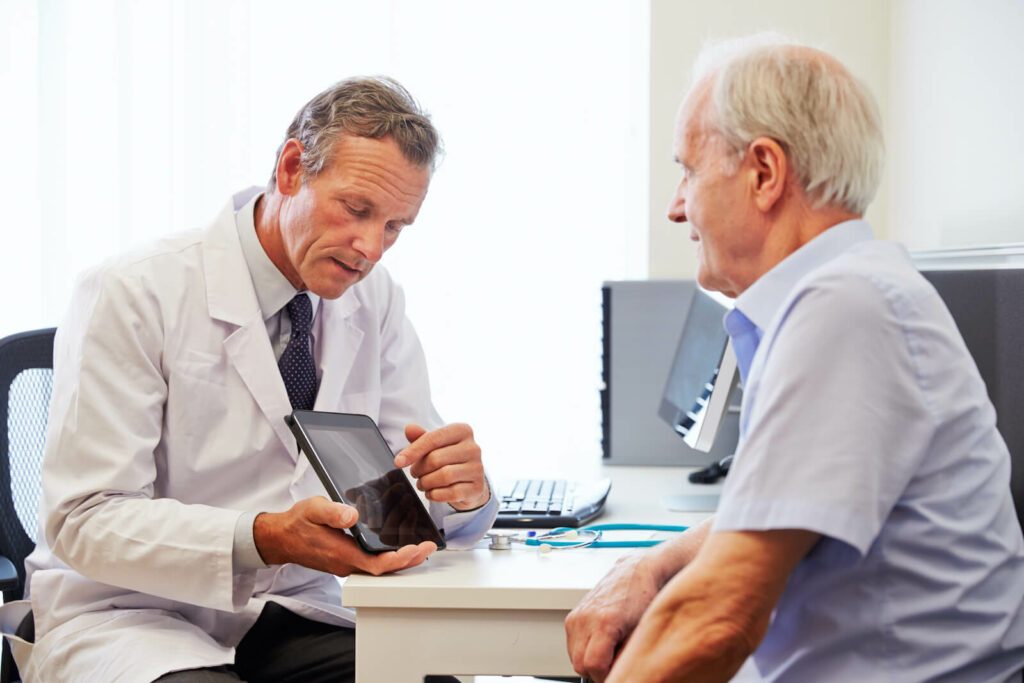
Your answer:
(253, 496), (436, 576)
(564, 553), (664, 683)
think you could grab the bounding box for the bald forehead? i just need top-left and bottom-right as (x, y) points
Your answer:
(674, 75), (717, 152)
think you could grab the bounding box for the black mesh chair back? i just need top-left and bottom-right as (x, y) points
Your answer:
(0, 328), (55, 683)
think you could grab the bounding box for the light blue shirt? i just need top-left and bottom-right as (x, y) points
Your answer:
(715, 220), (1024, 682)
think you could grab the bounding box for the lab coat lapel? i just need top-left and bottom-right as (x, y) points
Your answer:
(314, 294), (363, 411)
(203, 200), (298, 459)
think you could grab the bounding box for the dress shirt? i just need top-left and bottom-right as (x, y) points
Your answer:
(714, 220), (1024, 682)
(232, 191), (316, 570)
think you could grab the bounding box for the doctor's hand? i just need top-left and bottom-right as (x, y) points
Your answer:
(564, 552), (665, 683)
(253, 496), (436, 576)
(394, 423), (490, 511)
(345, 470), (425, 547)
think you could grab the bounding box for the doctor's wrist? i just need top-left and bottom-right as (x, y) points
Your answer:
(449, 485), (491, 512)
(253, 511), (285, 566)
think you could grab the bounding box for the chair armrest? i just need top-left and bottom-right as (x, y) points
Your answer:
(0, 555), (19, 593)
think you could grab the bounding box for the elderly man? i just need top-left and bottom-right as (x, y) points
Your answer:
(565, 38), (1024, 682)
(18, 77), (495, 682)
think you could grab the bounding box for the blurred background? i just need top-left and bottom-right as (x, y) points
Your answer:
(1, 0), (1022, 478)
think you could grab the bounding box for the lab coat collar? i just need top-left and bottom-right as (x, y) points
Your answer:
(201, 196), (297, 459)
(204, 197), (263, 327)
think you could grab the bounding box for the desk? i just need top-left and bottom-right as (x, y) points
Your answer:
(344, 466), (720, 681)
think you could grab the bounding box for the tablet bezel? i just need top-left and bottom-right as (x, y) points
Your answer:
(286, 410), (447, 553)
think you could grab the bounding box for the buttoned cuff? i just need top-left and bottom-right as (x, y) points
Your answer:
(233, 511), (269, 571)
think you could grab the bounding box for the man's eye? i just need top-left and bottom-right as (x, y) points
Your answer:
(386, 223), (404, 235)
(345, 203), (369, 218)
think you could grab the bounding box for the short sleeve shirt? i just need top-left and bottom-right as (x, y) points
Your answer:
(714, 220), (1024, 682)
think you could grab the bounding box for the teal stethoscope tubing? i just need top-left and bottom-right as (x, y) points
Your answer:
(523, 523), (689, 548)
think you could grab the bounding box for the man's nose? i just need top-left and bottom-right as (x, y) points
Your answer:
(667, 190), (687, 224)
(352, 223), (386, 263)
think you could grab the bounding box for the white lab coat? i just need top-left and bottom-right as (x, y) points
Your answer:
(8, 191), (495, 682)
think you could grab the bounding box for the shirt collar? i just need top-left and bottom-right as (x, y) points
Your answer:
(235, 190), (321, 320)
(734, 219), (874, 332)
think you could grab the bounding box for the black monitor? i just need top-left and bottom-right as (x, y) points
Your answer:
(658, 288), (739, 452)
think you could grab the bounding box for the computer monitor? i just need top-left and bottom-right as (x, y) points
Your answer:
(657, 288), (739, 452)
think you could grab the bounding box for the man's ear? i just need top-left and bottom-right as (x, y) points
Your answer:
(275, 139), (305, 196)
(748, 137), (787, 213)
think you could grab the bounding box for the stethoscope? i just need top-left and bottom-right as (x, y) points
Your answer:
(486, 523), (689, 552)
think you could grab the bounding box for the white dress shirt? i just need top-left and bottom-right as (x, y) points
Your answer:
(715, 220), (1024, 682)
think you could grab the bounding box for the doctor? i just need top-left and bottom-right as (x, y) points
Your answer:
(18, 77), (496, 682)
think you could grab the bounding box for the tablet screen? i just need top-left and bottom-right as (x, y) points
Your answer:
(290, 411), (445, 552)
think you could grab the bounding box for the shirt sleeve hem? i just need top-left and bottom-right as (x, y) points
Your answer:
(712, 497), (875, 557)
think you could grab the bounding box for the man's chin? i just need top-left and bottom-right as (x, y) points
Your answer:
(308, 265), (370, 299)
(307, 278), (353, 300)
(696, 268), (726, 296)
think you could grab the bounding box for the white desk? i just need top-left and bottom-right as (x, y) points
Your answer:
(344, 466), (720, 681)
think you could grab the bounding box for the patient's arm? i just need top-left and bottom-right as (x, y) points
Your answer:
(564, 517), (714, 681)
(606, 528), (820, 683)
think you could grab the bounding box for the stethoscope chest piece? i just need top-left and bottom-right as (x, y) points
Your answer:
(486, 531), (516, 550)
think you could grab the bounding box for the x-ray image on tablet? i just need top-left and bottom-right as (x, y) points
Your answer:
(286, 410), (446, 553)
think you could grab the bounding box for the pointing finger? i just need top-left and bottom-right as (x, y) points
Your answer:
(395, 423), (473, 468)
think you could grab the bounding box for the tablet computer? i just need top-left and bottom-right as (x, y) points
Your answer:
(286, 410), (446, 553)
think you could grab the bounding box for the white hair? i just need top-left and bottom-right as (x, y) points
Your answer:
(691, 34), (884, 215)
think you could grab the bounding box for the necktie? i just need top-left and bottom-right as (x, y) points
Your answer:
(279, 294), (318, 411)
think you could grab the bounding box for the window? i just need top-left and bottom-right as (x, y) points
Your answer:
(0, 0), (649, 475)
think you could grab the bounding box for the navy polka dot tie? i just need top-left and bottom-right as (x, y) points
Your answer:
(279, 294), (318, 411)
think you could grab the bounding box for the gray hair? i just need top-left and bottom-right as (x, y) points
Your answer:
(269, 76), (442, 187)
(692, 35), (884, 215)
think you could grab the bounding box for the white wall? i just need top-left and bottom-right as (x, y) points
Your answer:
(888, 0), (1024, 250)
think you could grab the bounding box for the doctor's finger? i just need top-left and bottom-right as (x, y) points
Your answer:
(357, 541), (436, 576)
(302, 497), (359, 529)
(395, 423), (474, 468)
(423, 480), (483, 504)
(409, 442), (483, 479)
(415, 458), (483, 491)
(403, 423), (428, 445)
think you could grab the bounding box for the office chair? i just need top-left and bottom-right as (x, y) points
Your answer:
(0, 328), (55, 683)
(922, 269), (1024, 534)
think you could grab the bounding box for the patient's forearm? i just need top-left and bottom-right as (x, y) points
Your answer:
(644, 516), (714, 586)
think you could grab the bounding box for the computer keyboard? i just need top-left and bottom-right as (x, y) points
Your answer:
(493, 478), (612, 528)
